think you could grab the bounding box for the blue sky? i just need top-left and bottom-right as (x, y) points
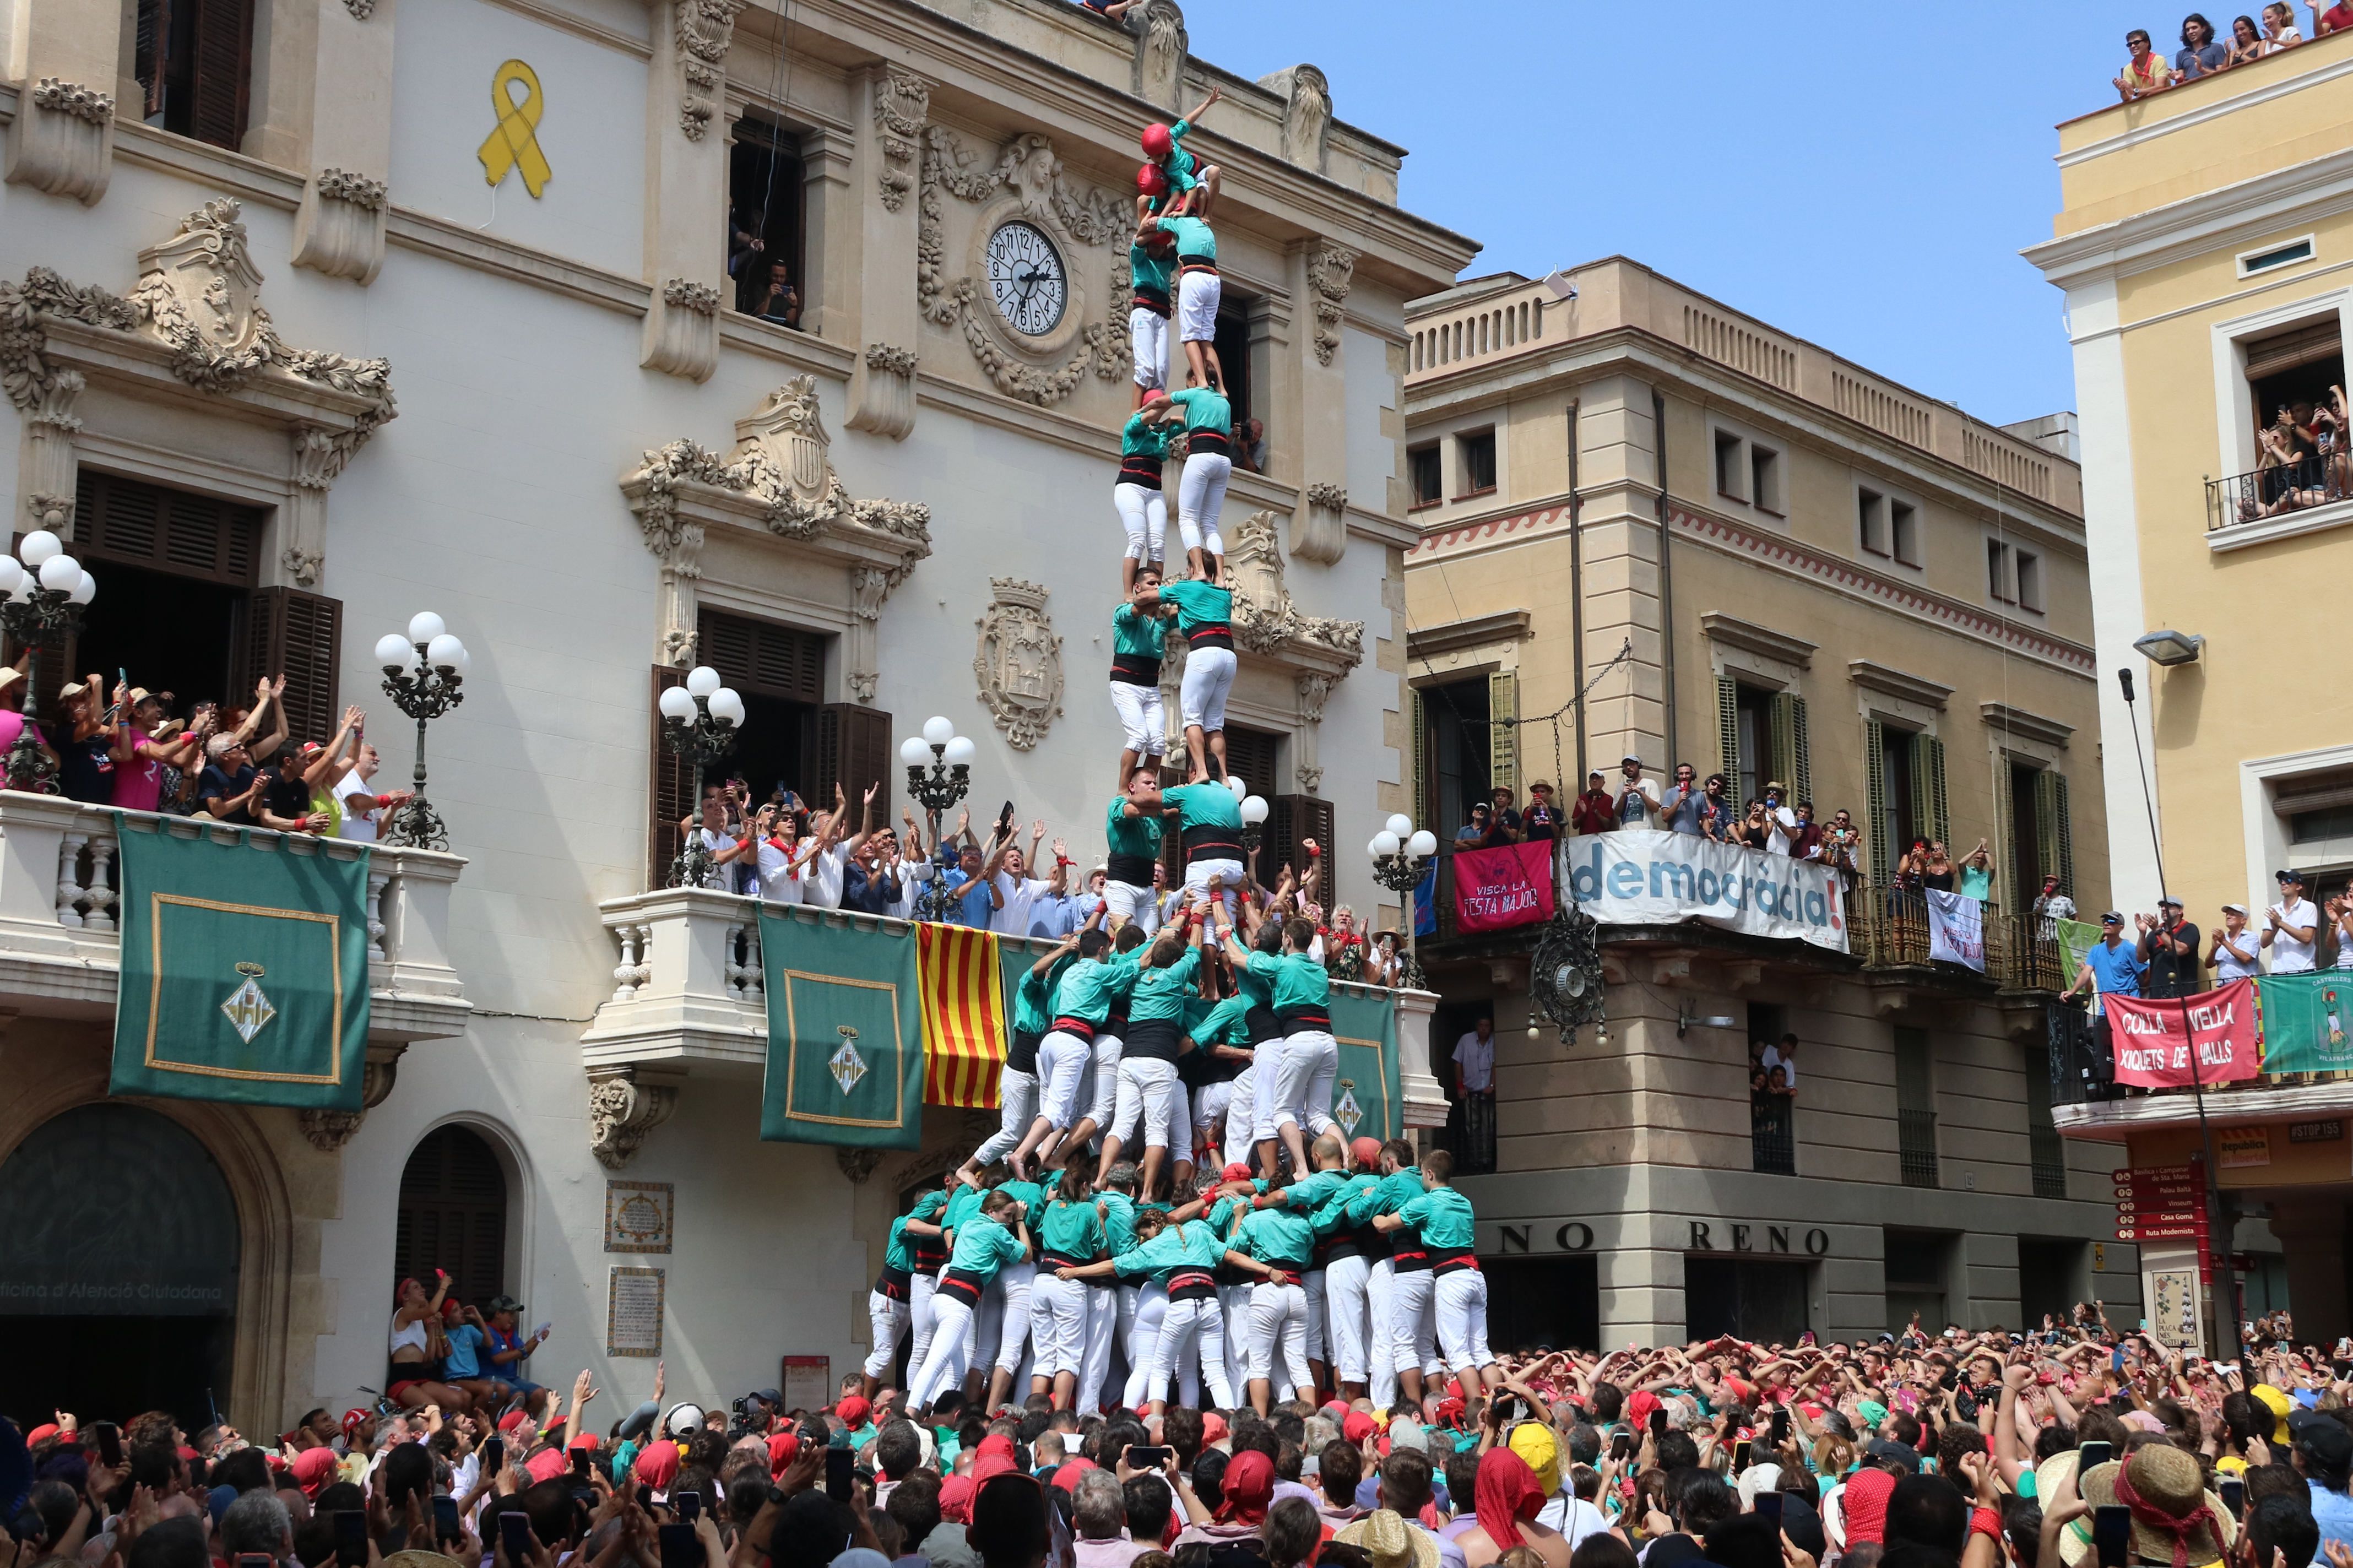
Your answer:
(1176, 1), (2196, 427)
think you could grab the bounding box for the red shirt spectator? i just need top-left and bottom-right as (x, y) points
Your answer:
(1571, 772), (1615, 835)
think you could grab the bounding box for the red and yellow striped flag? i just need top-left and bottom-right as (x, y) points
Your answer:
(918, 921), (1006, 1108)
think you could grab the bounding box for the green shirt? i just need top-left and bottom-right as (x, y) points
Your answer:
(1167, 386), (1230, 436)
(1154, 213), (1215, 261)
(1105, 794), (1164, 862)
(1012, 959), (1067, 1037)
(1109, 1224), (1192, 1283)
(943, 1183), (986, 1235)
(1120, 413), (1173, 464)
(1049, 955), (1141, 1026)
(1245, 950), (1331, 1015)
(1112, 604), (1165, 658)
(1347, 1167), (1423, 1225)
(1157, 579), (1232, 639)
(1273, 1169), (1352, 1213)
(1163, 780), (1241, 833)
(997, 1180), (1044, 1227)
(1186, 995), (1243, 1045)
(1129, 242), (1175, 297)
(1310, 1173), (1378, 1236)
(1162, 118), (1200, 189)
(912, 1189), (951, 1223)
(1130, 949), (1201, 1023)
(1037, 1197), (1105, 1261)
(947, 1213), (1026, 1279)
(883, 1214), (916, 1274)
(1396, 1187), (1474, 1251)
(1235, 1206), (1316, 1267)
(1100, 1190), (1138, 1254)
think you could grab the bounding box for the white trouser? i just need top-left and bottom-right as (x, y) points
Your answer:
(1273, 1030), (1340, 1137)
(1110, 681), (1164, 757)
(907, 1268), (941, 1383)
(1112, 1055), (1181, 1149)
(1176, 269), (1221, 344)
(1078, 1285), (1119, 1411)
(1303, 1267), (1328, 1365)
(1389, 1267), (1441, 1378)
(1130, 305), (1169, 389)
(1037, 1030), (1093, 1130)
(864, 1289), (910, 1379)
(1434, 1267), (1493, 1377)
(1177, 452), (1231, 556)
(1086, 1034), (1124, 1130)
(1169, 1082), (1191, 1163)
(1247, 1279), (1311, 1392)
(973, 1067), (1038, 1166)
(907, 1292), (974, 1408)
(1224, 1062), (1261, 1168)
(992, 1261), (1035, 1375)
(1153, 1294), (1232, 1408)
(1029, 1271), (1090, 1377)
(1218, 1281), (1252, 1400)
(1325, 1253), (1374, 1385)
(971, 1272), (1001, 1368)
(1114, 482), (1168, 563)
(1120, 1282), (1163, 1410)
(1368, 1257), (1398, 1406)
(1184, 855), (1244, 920)
(1251, 1040), (1289, 1141)
(1178, 644), (1235, 735)
(1105, 879), (1158, 929)
(1196, 1080), (1233, 1153)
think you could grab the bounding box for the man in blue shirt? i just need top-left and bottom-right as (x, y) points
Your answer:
(2063, 911), (2146, 1097)
(2289, 1409), (2353, 1551)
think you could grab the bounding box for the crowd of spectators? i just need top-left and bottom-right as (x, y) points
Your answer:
(2234, 389), (2351, 522)
(31, 1315), (2353, 1568)
(1466, 759), (1862, 882)
(2113, 7), (2345, 100)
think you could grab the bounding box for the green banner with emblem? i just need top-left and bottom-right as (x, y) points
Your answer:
(2056, 918), (2103, 985)
(2257, 973), (2353, 1075)
(110, 813), (372, 1109)
(1327, 983), (1400, 1143)
(757, 908), (923, 1149)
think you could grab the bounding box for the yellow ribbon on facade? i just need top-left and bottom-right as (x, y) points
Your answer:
(477, 59), (551, 198)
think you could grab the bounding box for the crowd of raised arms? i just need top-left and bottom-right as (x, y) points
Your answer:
(23, 1310), (2353, 1568)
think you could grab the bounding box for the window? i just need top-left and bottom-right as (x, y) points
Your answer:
(1416, 677), (1492, 844)
(1485, 1257), (1598, 1354)
(1215, 292), (1258, 458)
(2238, 237), (2316, 279)
(1890, 500), (1920, 565)
(2015, 549), (2043, 612)
(1894, 1028), (1939, 1188)
(728, 118), (806, 321)
(2243, 318), (2344, 465)
(1882, 1228), (1950, 1333)
(1716, 677), (1810, 811)
(1986, 538), (2012, 601)
(1874, 725), (1915, 873)
(394, 1126), (507, 1310)
(1749, 443), (1783, 514)
(2023, 1045), (2067, 1198)
(1715, 430), (1746, 502)
(1749, 1002), (1794, 1175)
(133, 0), (253, 150)
(1684, 1257), (1809, 1344)
(1456, 431), (1496, 498)
(1408, 444), (1442, 509)
(1859, 489), (1889, 555)
(1733, 683), (1771, 805)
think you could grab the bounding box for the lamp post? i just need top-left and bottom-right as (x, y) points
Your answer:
(0, 530), (94, 794)
(1239, 788), (1269, 872)
(656, 666), (746, 888)
(375, 614), (469, 851)
(1367, 812), (1438, 986)
(901, 717), (976, 923)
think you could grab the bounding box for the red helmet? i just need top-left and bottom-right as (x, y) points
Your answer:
(1136, 164), (1168, 197)
(1141, 122), (1174, 160)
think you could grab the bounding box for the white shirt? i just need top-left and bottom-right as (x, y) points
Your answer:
(1452, 1029), (1495, 1092)
(335, 771), (379, 840)
(993, 872), (1053, 936)
(1760, 1044), (1798, 1087)
(2214, 926), (2262, 980)
(1765, 804), (1796, 856)
(756, 838), (805, 904)
(693, 826), (739, 891)
(1537, 1496), (1608, 1548)
(1617, 775), (1662, 827)
(810, 842), (850, 909)
(2269, 897), (2321, 973)
(2033, 892), (2077, 941)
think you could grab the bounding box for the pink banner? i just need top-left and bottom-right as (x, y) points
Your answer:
(1451, 842), (1556, 933)
(2108, 979), (2261, 1088)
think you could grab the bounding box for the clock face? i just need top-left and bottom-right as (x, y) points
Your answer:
(986, 221), (1067, 337)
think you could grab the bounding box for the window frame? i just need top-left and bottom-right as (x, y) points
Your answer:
(1986, 537), (2015, 604)
(1454, 427), (1497, 502)
(2237, 235), (2317, 280)
(1858, 486), (1889, 556)
(2210, 290), (2353, 480)
(2014, 547), (2044, 613)
(1408, 443), (1443, 510)
(1748, 441), (1784, 517)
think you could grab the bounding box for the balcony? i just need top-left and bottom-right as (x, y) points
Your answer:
(0, 793), (468, 1043)
(2206, 459), (2353, 552)
(2048, 1004), (2353, 1137)
(1750, 1095), (1796, 1174)
(578, 888), (1449, 1162)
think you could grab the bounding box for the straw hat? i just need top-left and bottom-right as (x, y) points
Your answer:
(2069, 1450), (2234, 1568)
(1337, 1510), (1439, 1568)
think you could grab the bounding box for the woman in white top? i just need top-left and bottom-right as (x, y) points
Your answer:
(388, 1271), (468, 1412)
(2328, 885), (2353, 969)
(752, 802), (818, 904)
(2263, 1), (2305, 47)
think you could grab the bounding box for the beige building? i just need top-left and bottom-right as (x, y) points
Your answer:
(1399, 257), (2164, 1345)
(2025, 32), (2353, 1341)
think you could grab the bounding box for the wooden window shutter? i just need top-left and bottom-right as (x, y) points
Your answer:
(1487, 670), (1517, 797)
(2038, 769), (2075, 897)
(648, 665), (693, 888)
(1865, 719), (1889, 885)
(699, 609), (823, 703)
(817, 703), (893, 826)
(74, 469), (262, 586)
(1409, 688), (1430, 834)
(240, 587), (340, 745)
(135, 0), (168, 117)
(1716, 676), (1740, 791)
(188, 0), (253, 151)
(1911, 734), (1948, 847)
(1770, 691), (1809, 803)
(1994, 764), (2019, 909)
(1267, 794), (1333, 903)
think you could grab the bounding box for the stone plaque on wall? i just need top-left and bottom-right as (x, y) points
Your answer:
(606, 1266), (665, 1357)
(605, 1179), (674, 1253)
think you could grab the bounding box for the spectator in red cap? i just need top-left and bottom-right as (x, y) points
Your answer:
(634, 1439), (681, 1498)
(290, 1446), (338, 1500)
(1841, 1467), (1894, 1548)
(1459, 1448), (1564, 1568)
(838, 1396), (875, 1452)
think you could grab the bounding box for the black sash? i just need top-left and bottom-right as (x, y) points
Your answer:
(1245, 1005), (1281, 1046)
(1050, 1017), (1096, 1043)
(1006, 1027), (1041, 1076)
(1186, 429), (1231, 459)
(1183, 823), (1243, 863)
(1186, 622), (1234, 652)
(1107, 851), (1157, 887)
(1432, 1249), (1479, 1277)
(939, 1269), (989, 1306)
(1111, 653), (1162, 686)
(1278, 1008), (1331, 1035)
(1123, 1014), (1183, 1063)
(1178, 259), (1219, 278)
(1116, 454), (1165, 490)
(1168, 1268), (1216, 1300)
(874, 1265), (913, 1300)
(1133, 287), (1172, 317)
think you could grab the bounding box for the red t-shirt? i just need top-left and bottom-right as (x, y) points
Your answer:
(2326, 3), (2353, 28)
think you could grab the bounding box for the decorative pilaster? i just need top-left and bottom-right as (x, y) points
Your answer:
(851, 65), (929, 437)
(1131, 1), (1189, 110)
(589, 1067), (682, 1169)
(655, 522), (707, 668)
(21, 368), (83, 536)
(847, 565), (888, 704)
(672, 0), (748, 142)
(1306, 244), (1357, 368)
(292, 168), (389, 284)
(1295, 672), (1333, 795)
(4, 78), (115, 205)
(798, 127), (856, 343)
(870, 67), (929, 214)
(278, 425), (342, 588)
(846, 344), (918, 442)
(644, 279), (723, 383)
(641, 0), (736, 381)
(1293, 481), (1348, 567)
(1278, 66), (1333, 174)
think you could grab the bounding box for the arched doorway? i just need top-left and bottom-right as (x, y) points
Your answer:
(0, 1103), (240, 1431)
(393, 1126), (508, 1309)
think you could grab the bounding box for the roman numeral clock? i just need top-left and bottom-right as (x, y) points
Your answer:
(985, 221), (1067, 337)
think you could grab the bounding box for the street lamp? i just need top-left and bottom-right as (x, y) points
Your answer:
(0, 530), (94, 794)
(2132, 629), (2205, 666)
(1239, 790), (1269, 854)
(902, 716), (976, 922)
(1367, 812), (1438, 985)
(657, 665), (745, 888)
(375, 612), (468, 850)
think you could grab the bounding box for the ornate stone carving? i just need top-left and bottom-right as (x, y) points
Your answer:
(1280, 66), (1332, 171)
(0, 270), (134, 414)
(1296, 671), (1334, 725)
(281, 547), (325, 587)
(300, 1109), (366, 1150)
(317, 169), (388, 211)
(916, 128), (1131, 406)
(1305, 482), (1348, 511)
(1305, 245), (1356, 367)
(7, 80), (115, 204)
(1134, 1), (1188, 109)
(674, 0), (747, 141)
(847, 344), (919, 442)
(663, 279), (722, 314)
(644, 283), (722, 383)
(836, 1147), (885, 1184)
(1292, 480), (1349, 566)
(589, 1068), (681, 1168)
(865, 344), (918, 377)
(343, 0), (378, 17)
(873, 67), (930, 213)
(295, 170), (390, 284)
(1226, 510), (1365, 668)
(974, 578), (1064, 751)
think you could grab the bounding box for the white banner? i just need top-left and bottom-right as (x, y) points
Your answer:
(1927, 889), (1986, 971)
(1559, 831), (1849, 953)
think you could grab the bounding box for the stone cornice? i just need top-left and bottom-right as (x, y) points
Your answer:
(1698, 612), (1816, 669)
(1847, 660), (1955, 710)
(2023, 145), (2353, 290)
(1407, 610), (1531, 661)
(1980, 701), (2074, 750)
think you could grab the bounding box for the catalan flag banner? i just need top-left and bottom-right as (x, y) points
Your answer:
(918, 921), (1007, 1109)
